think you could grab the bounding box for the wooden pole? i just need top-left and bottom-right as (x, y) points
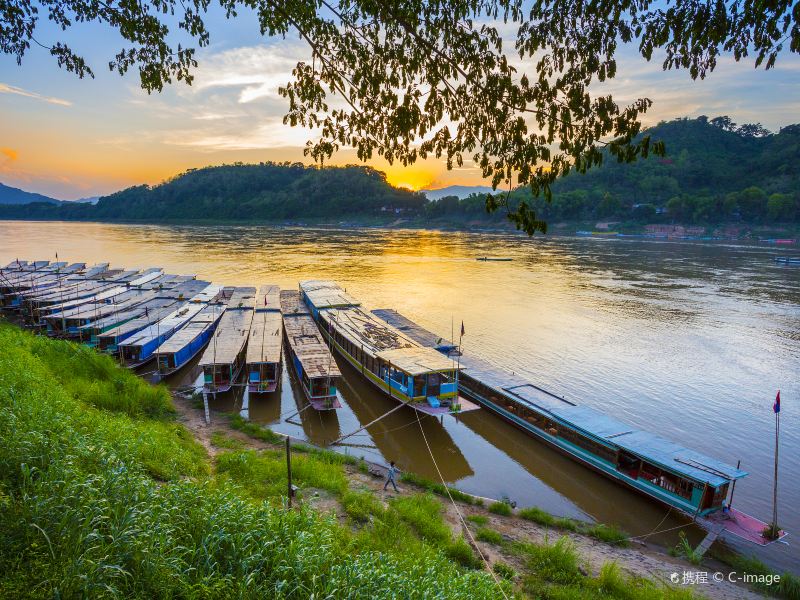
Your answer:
(728, 459), (741, 509)
(286, 435), (293, 508)
(772, 410), (779, 531)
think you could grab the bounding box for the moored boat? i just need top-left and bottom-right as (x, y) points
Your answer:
(371, 308), (750, 521)
(280, 290), (341, 409)
(119, 302), (206, 368)
(299, 280), (478, 415)
(155, 303), (227, 376)
(198, 287), (256, 393)
(245, 285), (283, 394)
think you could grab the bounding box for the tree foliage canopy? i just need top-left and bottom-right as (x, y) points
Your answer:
(2, 0), (798, 233)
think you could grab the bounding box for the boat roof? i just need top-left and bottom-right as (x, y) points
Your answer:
(164, 280), (214, 301)
(156, 305), (225, 354)
(80, 297), (177, 330)
(300, 280), (360, 309)
(98, 303), (181, 339)
(256, 284), (281, 311)
(127, 268), (163, 287)
(283, 313), (340, 379)
(280, 290), (310, 316)
(198, 303), (254, 366)
(372, 309), (458, 351)
(226, 286), (257, 310)
(374, 310), (747, 487)
(120, 303), (205, 347)
(46, 290), (156, 321)
(376, 346), (457, 376)
(247, 310), (283, 364)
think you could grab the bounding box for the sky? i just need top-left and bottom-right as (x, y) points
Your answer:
(1, 9), (799, 200)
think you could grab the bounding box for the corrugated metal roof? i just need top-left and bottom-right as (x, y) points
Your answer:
(376, 346), (457, 376)
(300, 280), (360, 308)
(372, 309), (457, 351)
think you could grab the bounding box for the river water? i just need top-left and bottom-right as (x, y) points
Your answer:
(1, 220), (797, 571)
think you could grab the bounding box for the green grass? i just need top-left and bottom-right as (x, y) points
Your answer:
(342, 489), (384, 523)
(229, 414), (285, 444)
(519, 506), (629, 546)
(210, 431), (246, 450)
(400, 471), (478, 504)
(488, 501), (513, 516)
(493, 561), (516, 581)
(476, 527), (503, 545)
(467, 514), (489, 526)
(713, 551), (800, 599)
(0, 322), (503, 598)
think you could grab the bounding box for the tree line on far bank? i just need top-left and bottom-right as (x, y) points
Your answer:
(1, 117), (798, 228)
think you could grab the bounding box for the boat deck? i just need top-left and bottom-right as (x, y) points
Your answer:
(198, 287), (256, 367)
(156, 304), (225, 354)
(703, 508), (788, 546)
(247, 310), (283, 364)
(282, 291), (340, 380)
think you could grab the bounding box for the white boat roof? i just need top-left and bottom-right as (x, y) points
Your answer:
(246, 310), (283, 364)
(375, 346), (457, 376)
(198, 305), (254, 366)
(256, 284), (281, 311)
(156, 305), (225, 354)
(120, 303), (205, 347)
(280, 290), (309, 316)
(300, 280), (360, 309)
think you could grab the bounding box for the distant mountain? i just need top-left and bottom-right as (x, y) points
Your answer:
(422, 185), (494, 200)
(74, 196), (100, 205)
(0, 183), (60, 205)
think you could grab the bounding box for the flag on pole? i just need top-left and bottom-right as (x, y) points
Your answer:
(460, 321), (465, 337)
(774, 390), (781, 414)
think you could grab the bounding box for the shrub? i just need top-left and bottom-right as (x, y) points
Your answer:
(210, 431), (245, 450)
(586, 523), (629, 546)
(519, 506), (556, 526)
(446, 536), (482, 570)
(488, 501), (512, 516)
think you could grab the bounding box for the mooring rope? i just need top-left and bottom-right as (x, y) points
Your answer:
(414, 413), (511, 600)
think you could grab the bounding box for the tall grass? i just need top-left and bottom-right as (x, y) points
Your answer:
(519, 505), (629, 546)
(0, 323), (503, 598)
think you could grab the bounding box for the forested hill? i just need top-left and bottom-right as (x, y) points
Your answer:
(426, 117), (800, 226)
(0, 163), (425, 221)
(1, 118), (798, 227)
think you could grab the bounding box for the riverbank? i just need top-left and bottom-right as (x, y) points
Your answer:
(1, 320), (792, 598)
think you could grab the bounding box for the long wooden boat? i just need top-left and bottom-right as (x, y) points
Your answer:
(155, 303), (227, 376)
(280, 290), (341, 409)
(80, 297), (178, 347)
(371, 309), (749, 521)
(45, 289), (158, 337)
(95, 282), (216, 352)
(299, 280), (478, 416)
(119, 302), (206, 368)
(245, 285), (283, 394)
(198, 287), (256, 393)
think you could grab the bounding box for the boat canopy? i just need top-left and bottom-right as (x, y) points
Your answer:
(300, 280), (360, 309)
(376, 346), (457, 376)
(372, 309), (458, 353)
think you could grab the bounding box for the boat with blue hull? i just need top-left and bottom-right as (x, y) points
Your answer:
(280, 290), (341, 409)
(198, 287), (256, 393)
(119, 302), (206, 368)
(155, 304), (227, 376)
(97, 303), (182, 353)
(371, 308), (749, 521)
(299, 280), (478, 416)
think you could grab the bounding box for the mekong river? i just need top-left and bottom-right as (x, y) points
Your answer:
(2, 220), (797, 571)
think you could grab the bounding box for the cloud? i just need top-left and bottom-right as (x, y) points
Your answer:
(1, 147), (18, 162)
(192, 42), (311, 104)
(163, 116), (317, 150)
(0, 83), (72, 106)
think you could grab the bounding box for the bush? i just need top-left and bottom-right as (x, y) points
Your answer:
(519, 506), (556, 526)
(488, 501), (513, 516)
